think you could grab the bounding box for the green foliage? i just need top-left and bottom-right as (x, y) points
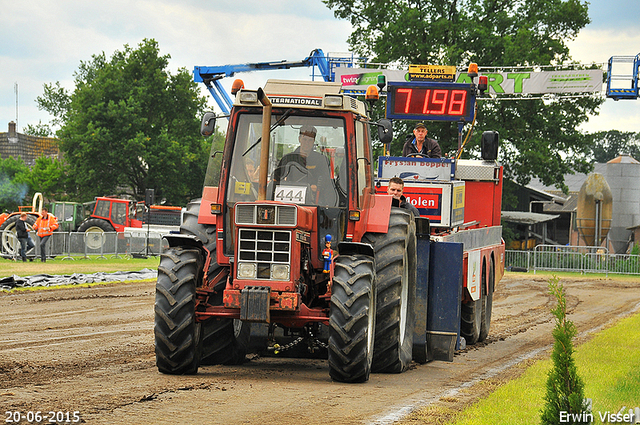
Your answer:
(450, 308), (640, 425)
(23, 157), (70, 202)
(588, 130), (640, 162)
(541, 276), (590, 424)
(22, 121), (53, 138)
(0, 157), (30, 212)
(323, 0), (604, 190)
(37, 39), (209, 205)
(500, 221), (517, 247)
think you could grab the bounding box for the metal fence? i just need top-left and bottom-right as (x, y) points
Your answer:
(7, 231), (167, 260)
(505, 245), (640, 275)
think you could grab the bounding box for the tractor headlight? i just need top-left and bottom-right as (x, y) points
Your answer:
(239, 91), (258, 104)
(270, 264), (290, 280)
(237, 262), (257, 279)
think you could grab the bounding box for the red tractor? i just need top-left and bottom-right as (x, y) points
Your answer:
(78, 197), (182, 249)
(157, 80), (412, 383)
(156, 75), (504, 383)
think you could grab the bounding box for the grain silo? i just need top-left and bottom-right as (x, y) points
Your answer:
(576, 173), (613, 247)
(604, 155), (640, 254)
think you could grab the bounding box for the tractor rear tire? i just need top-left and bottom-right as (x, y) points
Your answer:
(180, 199), (216, 250)
(479, 259), (495, 342)
(0, 214), (37, 256)
(154, 247), (203, 375)
(363, 208), (417, 373)
(179, 199), (220, 278)
(328, 254), (376, 383)
(200, 317), (251, 365)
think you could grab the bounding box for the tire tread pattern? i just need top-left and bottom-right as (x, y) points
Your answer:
(154, 247), (203, 375)
(328, 255), (376, 383)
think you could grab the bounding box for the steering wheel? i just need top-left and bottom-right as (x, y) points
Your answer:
(407, 153), (429, 158)
(281, 161), (309, 183)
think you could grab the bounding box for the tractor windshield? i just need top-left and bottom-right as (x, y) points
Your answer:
(226, 113), (347, 209)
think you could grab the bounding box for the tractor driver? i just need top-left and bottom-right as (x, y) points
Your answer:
(402, 122), (442, 158)
(272, 124), (336, 206)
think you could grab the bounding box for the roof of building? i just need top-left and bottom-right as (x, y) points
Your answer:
(501, 211), (560, 224)
(607, 154), (640, 164)
(0, 121), (60, 166)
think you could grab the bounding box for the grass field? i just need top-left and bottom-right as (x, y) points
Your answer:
(447, 309), (640, 424)
(0, 255), (161, 279)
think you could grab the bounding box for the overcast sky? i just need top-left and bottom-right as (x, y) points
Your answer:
(2, 0), (640, 135)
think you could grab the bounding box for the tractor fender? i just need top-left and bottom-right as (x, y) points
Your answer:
(164, 233), (204, 250)
(337, 241), (374, 258)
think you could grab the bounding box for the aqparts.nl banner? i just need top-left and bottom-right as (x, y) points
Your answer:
(335, 68), (603, 95)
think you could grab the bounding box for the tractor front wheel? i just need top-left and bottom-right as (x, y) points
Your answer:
(154, 247), (203, 374)
(328, 254), (376, 383)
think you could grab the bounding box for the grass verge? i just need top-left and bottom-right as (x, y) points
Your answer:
(438, 309), (640, 424)
(0, 255), (160, 279)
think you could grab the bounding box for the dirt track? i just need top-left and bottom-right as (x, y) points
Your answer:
(2, 273), (639, 425)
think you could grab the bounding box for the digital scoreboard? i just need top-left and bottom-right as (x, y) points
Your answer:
(386, 81), (476, 122)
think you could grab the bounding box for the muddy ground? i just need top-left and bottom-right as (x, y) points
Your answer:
(1, 273), (639, 424)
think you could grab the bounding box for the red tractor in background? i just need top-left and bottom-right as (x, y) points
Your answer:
(1, 194), (182, 256)
(76, 196), (182, 250)
(156, 71), (504, 382)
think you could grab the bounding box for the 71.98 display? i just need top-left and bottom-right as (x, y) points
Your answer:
(386, 81), (476, 122)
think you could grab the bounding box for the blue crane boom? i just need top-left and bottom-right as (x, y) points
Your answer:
(194, 48), (365, 113)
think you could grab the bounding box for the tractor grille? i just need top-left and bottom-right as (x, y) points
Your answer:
(235, 204), (297, 226)
(237, 229), (292, 280)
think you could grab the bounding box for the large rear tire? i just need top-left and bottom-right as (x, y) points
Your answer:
(200, 316), (251, 365)
(0, 214), (37, 256)
(479, 258), (495, 342)
(328, 254), (376, 383)
(180, 199), (219, 275)
(363, 208), (417, 373)
(154, 247), (203, 375)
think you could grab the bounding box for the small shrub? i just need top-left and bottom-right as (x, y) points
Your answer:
(540, 276), (591, 425)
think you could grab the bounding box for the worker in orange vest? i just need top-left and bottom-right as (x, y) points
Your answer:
(33, 207), (59, 262)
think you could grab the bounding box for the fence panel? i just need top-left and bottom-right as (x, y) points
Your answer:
(6, 231), (169, 260)
(506, 246), (640, 275)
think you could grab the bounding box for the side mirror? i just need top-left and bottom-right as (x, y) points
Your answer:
(377, 119), (393, 144)
(481, 131), (499, 161)
(200, 112), (217, 137)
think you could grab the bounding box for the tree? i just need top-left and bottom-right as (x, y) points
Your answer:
(541, 276), (590, 424)
(0, 157), (30, 212)
(588, 130), (640, 163)
(23, 157), (69, 202)
(37, 39), (210, 205)
(323, 0), (604, 192)
(23, 121), (53, 138)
